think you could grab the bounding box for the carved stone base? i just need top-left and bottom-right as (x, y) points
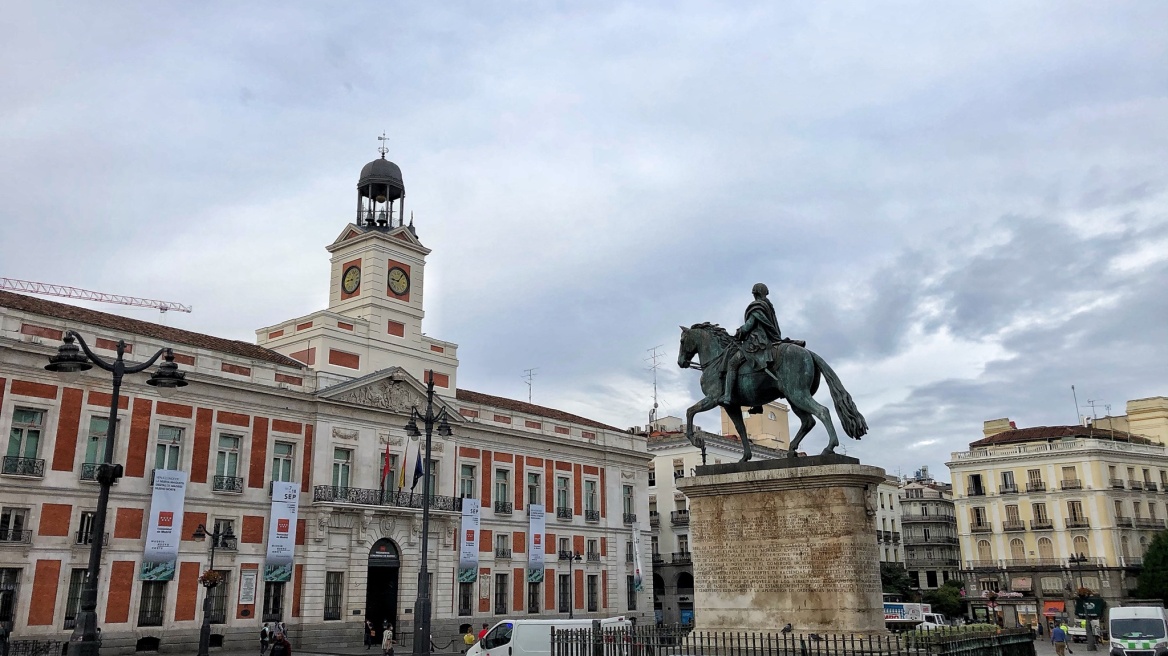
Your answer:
(676, 460), (887, 634)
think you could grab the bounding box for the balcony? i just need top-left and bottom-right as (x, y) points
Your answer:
(1110, 478), (1126, 489)
(649, 511), (660, 528)
(902, 513), (956, 523)
(876, 530), (885, 542)
(0, 529), (32, 545)
(890, 531), (901, 544)
(909, 535), (959, 545)
(494, 501), (513, 515)
(908, 557), (959, 568)
(1065, 516), (1090, 529)
(970, 522), (993, 533)
(670, 510), (689, 526)
(1124, 557), (1144, 568)
(672, 551), (692, 565)
(968, 488), (987, 497)
(1060, 479), (1082, 490)
(652, 553), (663, 565)
(1147, 482), (1159, 492)
(586, 552), (601, 563)
(1026, 482), (1046, 493)
(1005, 558), (1064, 568)
(556, 506), (572, 520)
(1030, 519), (1053, 530)
(212, 535), (237, 551)
(74, 531), (109, 546)
(999, 484), (1019, 495)
(2, 456), (45, 478)
(213, 475), (244, 493)
(311, 486), (463, 512)
(584, 510), (600, 523)
(623, 513), (636, 525)
(1131, 481), (1145, 491)
(1002, 520), (1026, 532)
(1135, 518), (1162, 529)
(1116, 516), (1133, 527)
(968, 560), (1000, 570)
(495, 548), (512, 559)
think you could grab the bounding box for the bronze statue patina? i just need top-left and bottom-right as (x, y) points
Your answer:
(678, 284), (868, 462)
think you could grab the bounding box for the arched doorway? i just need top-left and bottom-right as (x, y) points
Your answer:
(675, 573), (695, 626)
(367, 539), (401, 632)
(652, 573), (665, 625)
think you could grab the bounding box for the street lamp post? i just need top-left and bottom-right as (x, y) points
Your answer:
(404, 371), (453, 656)
(561, 551), (582, 619)
(193, 523), (235, 656)
(1068, 553), (1097, 651)
(44, 332), (187, 656)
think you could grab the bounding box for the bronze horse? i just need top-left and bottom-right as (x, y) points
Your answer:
(677, 322), (868, 461)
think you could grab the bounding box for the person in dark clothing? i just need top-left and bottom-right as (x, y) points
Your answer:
(365, 620), (376, 650)
(260, 624), (271, 656)
(269, 631), (292, 656)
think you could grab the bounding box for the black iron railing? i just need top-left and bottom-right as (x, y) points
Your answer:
(1066, 516), (1090, 528)
(312, 486), (463, 511)
(586, 552), (601, 563)
(5, 641), (66, 656)
(0, 529), (32, 544)
(1002, 521), (1026, 532)
(213, 535), (238, 551)
(623, 513), (636, 525)
(649, 511), (660, 527)
(1026, 482), (1046, 492)
(556, 506), (572, 519)
(1131, 480), (1145, 491)
(672, 551), (691, 565)
(585, 510), (600, 523)
(1030, 519), (1053, 530)
(1110, 478), (1126, 489)
(902, 513), (956, 523)
(671, 510), (689, 526)
(207, 610), (227, 624)
(1, 457), (45, 477)
(495, 548), (512, 559)
(1060, 479), (1082, 490)
(213, 475), (244, 493)
(999, 484), (1019, 494)
(1147, 482), (1159, 491)
(74, 531), (108, 546)
(494, 501), (513, 515)
(970, 522), (993, 533)
(137, 607), (164, 627)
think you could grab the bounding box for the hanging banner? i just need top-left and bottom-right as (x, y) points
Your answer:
(143, 469), (188, 563)
(458, 499), (481, 583)
(630, 521), (645, 592)
(527, 504), (546, 583)
(266, 482), (300, 566)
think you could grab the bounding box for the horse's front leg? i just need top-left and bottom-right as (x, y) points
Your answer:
(685, 396), (719, 455)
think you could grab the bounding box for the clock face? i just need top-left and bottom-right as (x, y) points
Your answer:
(342, 266), (361, 294)
(388, 267), (410, 296)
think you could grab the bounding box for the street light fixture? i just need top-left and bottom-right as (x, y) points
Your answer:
(1068, 553), (1097, 651)
(192, 523), (235, 656)
(561, 550), (583, 619)
(45, 331), (187, 656)
(405, 371), (452, 656)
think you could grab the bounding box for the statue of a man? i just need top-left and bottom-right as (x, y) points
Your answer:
(720, 282), (783, 406)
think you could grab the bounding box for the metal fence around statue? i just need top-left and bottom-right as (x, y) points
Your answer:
(551, 625), (1036, 656)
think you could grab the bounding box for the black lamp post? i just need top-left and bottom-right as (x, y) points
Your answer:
(404, 371), (452, 656)
(1068, 553), (1097, 651)
(560, 550), (582, 619)
(45, 332), (187, 656)
(193, 523), (235, 656)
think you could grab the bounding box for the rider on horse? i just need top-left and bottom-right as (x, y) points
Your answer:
(720, 283), (784, 409)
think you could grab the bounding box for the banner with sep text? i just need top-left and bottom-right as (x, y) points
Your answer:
(266, 482), (300, 566)
(527, 504), (546, 583)
(458, 499), (481, 583)
(143, 469), (188, 563)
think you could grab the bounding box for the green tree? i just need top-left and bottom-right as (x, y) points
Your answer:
(881, 563), (917, 601)
(1136, 531), (1168, 603)
(923, 580), (964, 618)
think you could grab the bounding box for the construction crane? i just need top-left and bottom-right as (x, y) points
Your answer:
(0, 278), (192, 313)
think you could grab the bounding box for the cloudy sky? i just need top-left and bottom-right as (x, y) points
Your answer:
(3, 3), (1166, 481)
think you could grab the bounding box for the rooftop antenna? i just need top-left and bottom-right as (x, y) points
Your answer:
(522, 368), (538, 404)
(646, 345), (664, 429)
(1087, 399), (1102, 439)
(1071, 385), (1081, 426)
(377, 131), (390, 158)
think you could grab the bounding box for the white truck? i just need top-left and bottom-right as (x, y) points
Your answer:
(468, 616), (632, 656)
(884, 603), (946, 631)
(1109, 606), (1168, 655)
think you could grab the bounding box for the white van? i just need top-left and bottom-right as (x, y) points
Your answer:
(467, 617), (631, 656)
(1109, 606), (1168, 655)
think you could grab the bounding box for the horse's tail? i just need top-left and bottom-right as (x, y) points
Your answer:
(810, 351), (868, 440)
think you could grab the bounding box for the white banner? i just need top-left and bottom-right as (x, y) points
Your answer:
(144, 469), (187, 563)
(266, 482), (300, 566)
(527, 504), (546, 582)
(458, 499), (481, 583)
(631, 521), (645, 592)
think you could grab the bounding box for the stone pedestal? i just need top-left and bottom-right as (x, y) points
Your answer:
(676, 455), (886, 634)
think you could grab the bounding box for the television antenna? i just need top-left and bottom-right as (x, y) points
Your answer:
(646, 345), (665, 428)
(522, 368), (538, 404)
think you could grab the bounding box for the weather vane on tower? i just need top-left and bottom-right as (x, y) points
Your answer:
(377, 131), (390, 158)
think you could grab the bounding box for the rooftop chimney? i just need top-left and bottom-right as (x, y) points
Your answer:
(983, 418), (1014, 438)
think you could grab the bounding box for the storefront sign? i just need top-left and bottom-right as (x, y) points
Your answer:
(459, 499), (481, 583)
(527, 504), (545, 583)
(1043, 600), (1066, 617)
(1011, 577), (1032, 592)
(1076, 597), (1105, 618)
(143, 469), (187, 563)
(265, 482), (300, 566)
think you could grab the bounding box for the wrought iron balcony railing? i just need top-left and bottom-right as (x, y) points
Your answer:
(213, 475), (244, 493)
(213, 536), (238, 551)
(1065, 516), (1090, 529)
(1060, 479), (1082, 490)
(0, 529), (31, 544)
(1, 456), (45, 478)
(901, 513), (956, 523)
(1110, 478), (1126, 489)
(585, 510), (600, 523)
(1030, 519), (1053, 530)
(999, 484), (1019, 494)
(1131, 480), (1145, 491)
(671, 510), (689, 526)
(1002, 520), (1026, 532)
(649, 511), (660, 527)
(970, 522), (993, 533)
(586, 552), (601, 563)
(1147, 482), (1159, 492)
(672, 551), (692, 565)
(1026, 481), (1046, 493)
(312, 486), (463, 512)
(623, 513), (636, 525)
(556, 506), (572, 520)
(1116, 516), (1133, 527)
(74, 531), (109, 546)
(1135, 518), (1162, 529)
(494, 501), (513, 515)
(495, 548), (512, 559)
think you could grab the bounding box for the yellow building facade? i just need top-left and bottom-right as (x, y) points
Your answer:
(948, 408), (1168, 626)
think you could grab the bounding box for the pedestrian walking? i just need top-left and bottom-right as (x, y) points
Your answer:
(270, 631), (292, 656)
(381, 625), (395, 656)
(477, 623), (489, 641)
(1052, 622), (1069, 656)
(260, 623), (271, 656)
(463, 626), (476, 653)
(365, 620), (376, 650)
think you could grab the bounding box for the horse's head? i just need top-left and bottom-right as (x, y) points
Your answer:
(677, 325), (698, 369)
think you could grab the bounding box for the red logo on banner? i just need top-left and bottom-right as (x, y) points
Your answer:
(158, 511), (173, 527)
(277, 519), (290, 534)
(465, 530), (474, 542)
(534, 535), (542, 546)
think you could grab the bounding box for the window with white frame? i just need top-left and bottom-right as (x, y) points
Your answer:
(460, 464), (477, 499)
(332, 448), (352, 488)
(556, 476), (570, 510)
(84, 416), (113, 464)
(0, 507), (29, 542)
(154, 425), (183, 470)
(495, 469), (510, 503)
(271, 442), (295, 482)
(527, 472), (541, 506)
(622, 485), (634, 515)
(215, 434), (241, 478)
(7, 408), (44, 460)
(584, 480), (598, 513)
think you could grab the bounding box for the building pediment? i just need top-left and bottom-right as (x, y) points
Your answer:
(319, 367), (459, 417)
(326, 223), (430, 256)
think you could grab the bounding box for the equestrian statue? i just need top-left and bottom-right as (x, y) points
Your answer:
(677, 283), (868, 462)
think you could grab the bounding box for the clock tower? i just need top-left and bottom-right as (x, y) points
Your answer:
(255, 146), (459, 394)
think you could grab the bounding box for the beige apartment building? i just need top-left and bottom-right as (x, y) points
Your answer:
(948, 399), (1168, 626)
(899, 467), (958, 591)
